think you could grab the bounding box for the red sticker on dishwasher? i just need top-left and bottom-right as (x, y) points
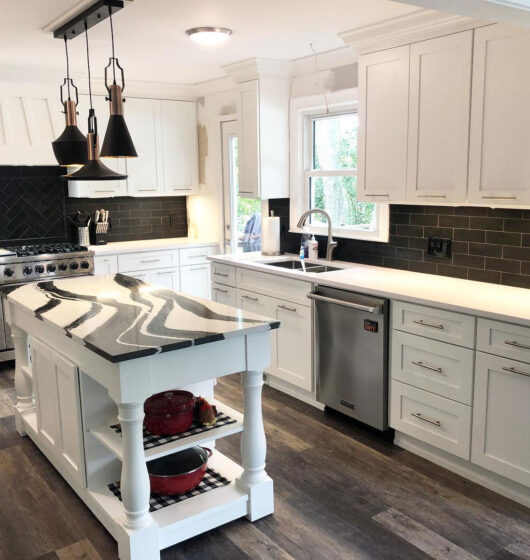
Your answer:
(364, 320), (378, 332)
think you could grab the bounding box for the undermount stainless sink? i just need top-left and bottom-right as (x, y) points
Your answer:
(263, 260), (341, 273)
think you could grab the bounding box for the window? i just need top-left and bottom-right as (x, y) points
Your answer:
(290, 89), (389, 242)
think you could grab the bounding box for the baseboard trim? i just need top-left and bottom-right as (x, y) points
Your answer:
(395, 432), (530, 508)
(267, 375), (325, 410)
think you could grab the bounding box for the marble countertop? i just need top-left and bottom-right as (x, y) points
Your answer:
(89, 238), (219, 255)
(210, 252), (530, 326)
(3, 274), (278, 363)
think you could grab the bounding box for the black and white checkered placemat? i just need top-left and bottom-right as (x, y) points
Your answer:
(108, 468), (231, 512)
(110, 413), (237, 451)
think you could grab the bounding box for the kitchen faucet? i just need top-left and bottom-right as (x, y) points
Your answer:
(296, 209), (338, 261)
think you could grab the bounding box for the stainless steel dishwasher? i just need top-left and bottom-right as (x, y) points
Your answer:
(308, 285), (389, 430)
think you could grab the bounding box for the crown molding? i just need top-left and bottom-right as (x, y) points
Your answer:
(339, 8), (492, 54)
(222, 58), (292, 83)
(290, 45), (356, 77)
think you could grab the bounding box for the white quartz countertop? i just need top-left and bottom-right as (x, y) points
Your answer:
(89, 238), (219, 255)
(210, 252), (530, 326)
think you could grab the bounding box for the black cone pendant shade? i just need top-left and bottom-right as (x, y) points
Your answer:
(52, 99), (88, 166)
(101, 84), (137, 157)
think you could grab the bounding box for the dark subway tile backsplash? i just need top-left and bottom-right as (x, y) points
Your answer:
(268, 198), (530, 289)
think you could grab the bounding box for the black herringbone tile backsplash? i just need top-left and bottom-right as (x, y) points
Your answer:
(269, 199), (530, 289)
(0, 166), (68, 245)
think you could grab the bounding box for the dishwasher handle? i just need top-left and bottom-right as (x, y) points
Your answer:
(308, 291), (382, 314)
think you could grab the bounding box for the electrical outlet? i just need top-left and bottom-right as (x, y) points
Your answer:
(427, 237), (451, 258)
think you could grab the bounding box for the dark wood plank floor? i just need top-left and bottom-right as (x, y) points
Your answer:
(0, 361), (529, 560)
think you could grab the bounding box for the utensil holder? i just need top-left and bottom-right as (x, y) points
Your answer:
(77, 226), (90, 246)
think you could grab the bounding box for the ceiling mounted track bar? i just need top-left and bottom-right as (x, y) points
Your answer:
(53, 0), (124, 40)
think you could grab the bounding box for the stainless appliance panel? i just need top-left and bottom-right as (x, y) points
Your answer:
(0, 299), (7, 351)
(313, 285), (389, 430)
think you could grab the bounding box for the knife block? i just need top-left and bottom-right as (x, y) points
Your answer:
(91, 220), (111, 245)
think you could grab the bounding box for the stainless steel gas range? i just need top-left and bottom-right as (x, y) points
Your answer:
(0, 242), (94, 361)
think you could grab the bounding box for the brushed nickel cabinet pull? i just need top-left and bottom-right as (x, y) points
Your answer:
(411, 361), (443, 374)
(189, 266), (207, 272)
(137, 188), (158, 192)
(481, 196), (517, 200)
(141, 259), (161, 264)
(504, 340), (530, 350)
(502, 366), (530, 378)
(411, 412), (441, 427)
(213, 272), (229, 277)
(173, 188), (191, 191)
(278, 304), (297, 312)
(213, 287), (228, 294)
(413, 319), (444, 330)
(242, 295), (258, 302)
(189, 254), (208, 259)
(365, 193), (390, 197)
(94, 189), (116, 193)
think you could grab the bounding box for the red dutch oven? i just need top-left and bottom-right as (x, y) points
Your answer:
(144, 390), (196, 436)
(147, 446), (212, 495)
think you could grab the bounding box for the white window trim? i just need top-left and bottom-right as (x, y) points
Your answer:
(289, 88), (389, 242)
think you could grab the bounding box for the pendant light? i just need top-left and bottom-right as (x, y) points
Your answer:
(100, 6), (137, 158)
(52, 36), (88, 167)
(66, 21), (127, 181)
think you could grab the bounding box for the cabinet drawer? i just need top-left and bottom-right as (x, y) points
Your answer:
(391, 331), (474, 404)
(180, 245), (217, 266)
(392, 301), (475, 348)
(118, 251), (173, 272)
(211, 262), (236, 286)
(477, 318), (530, 364)
(211, 283), (237, 307)
(390, 380), (472, 459)
(94, 255), (118, 276)
(236, 268), (311, 307)
(123, 270), (151, 282)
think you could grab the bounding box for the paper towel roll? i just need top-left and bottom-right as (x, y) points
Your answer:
(262, 215), (280, 254)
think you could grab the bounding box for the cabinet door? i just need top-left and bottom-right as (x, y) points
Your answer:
(211, 283), (237, 306)
(31, 338), (85, 486)
(407, 32), (472, 203)
(151, 267), (180, 291)
(472, 352), (530, 487)
(180, 264), (211, 299)
(125, 97), (164, 196)
(161, 100), (198, 195)
(469, 25), (530, 205)
(358, 46), (409, 202)
(237, 80), (260, 198)
(124, 270), (151, 283)
(94, 255), (118, 276)
(273, 301), (312, 391)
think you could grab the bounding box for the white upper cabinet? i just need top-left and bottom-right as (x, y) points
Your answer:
(237, 78), (289, 199)
(357, 46), (410, 202)
(407, 32), (472, 203)
(468, 25), (530, 205)
(125, 97), (164, 196)
(161, 100), (198, 195)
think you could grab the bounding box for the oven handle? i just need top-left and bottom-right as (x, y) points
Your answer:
(308, 292), (381, 314)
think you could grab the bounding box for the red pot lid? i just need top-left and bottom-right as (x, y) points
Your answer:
(144, 390), (195, 415)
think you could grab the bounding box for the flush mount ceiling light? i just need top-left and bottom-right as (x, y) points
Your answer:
(185, 27), (232, 46)
(51, 36), (88, 167)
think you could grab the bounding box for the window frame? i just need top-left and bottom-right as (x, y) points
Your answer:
(290, 88), (389, 242)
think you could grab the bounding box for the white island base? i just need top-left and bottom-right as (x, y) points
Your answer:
(9, 303), (274, 560)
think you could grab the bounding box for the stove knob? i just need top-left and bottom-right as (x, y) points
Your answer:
(70, 262), (79, 271)
(58, 263), (68, 272)
(80, 261), (90, 270)
(23, 266), (33, 276)
(47, 264), (56, 273)
(35, 265), (45, 274)
(3, 268), (14, 277)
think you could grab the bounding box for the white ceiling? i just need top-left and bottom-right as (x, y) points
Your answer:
(0, 0), (418, 86)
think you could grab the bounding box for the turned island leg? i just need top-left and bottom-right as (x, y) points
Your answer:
(11, 324), (33, 436)
(237, 369), (274, 521)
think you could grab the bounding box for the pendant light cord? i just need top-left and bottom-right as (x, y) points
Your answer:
(109, 7), (117, 84)
(63, 35), (71, 101)
(84, 21), (93, 110)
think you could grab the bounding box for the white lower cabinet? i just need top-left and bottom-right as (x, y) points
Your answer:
(471, 352), (530, 487)
(181, 264), (211, 299)
(94, 255), (118, 276)
(151, 267), (180, 291)
(30, 337), (85, 486)
(211, 283), (237, 306)
(124, 269), (151, 282)
(391, 380), (472, 459)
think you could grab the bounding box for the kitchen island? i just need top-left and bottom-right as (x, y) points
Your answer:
(3, 273), (278, 560)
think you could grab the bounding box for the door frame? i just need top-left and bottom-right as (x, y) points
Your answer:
(219, 115), (238, 254)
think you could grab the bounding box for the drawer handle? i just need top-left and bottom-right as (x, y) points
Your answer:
(189, 266), (207, 272)
(173, 188), (192, 191)
(365, 193), (390, 197)
(504, 340), (530, 350)
(94, 189), (116, 193)
(278, 304), (297, 312)
(412, 319), (444, 330)
(141, 259), (161, 264)
(137, 188), (158, 192)
(242, 295), (258, 302)
(155, 271), (173, 276)
(502, 366), (530, 378)
(411, 361), (443, 374)
(411, 412), (441, 427)
(213, 287), (228, 294)
(189, 254), (208, 259)
(213, 272), (229, 277)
